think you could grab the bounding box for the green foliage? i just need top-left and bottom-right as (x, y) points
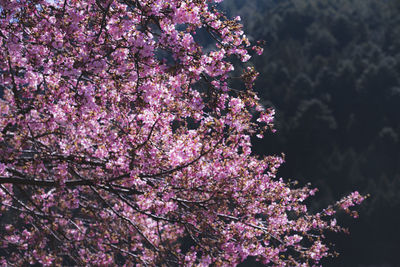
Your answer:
(223, 0), (400, 265)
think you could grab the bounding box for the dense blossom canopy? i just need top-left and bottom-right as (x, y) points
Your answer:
(0, 0), (364, 266)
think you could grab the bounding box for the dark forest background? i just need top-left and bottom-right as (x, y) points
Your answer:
(219, 0), (400, 266)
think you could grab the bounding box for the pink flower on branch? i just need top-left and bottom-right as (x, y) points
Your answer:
(0, 0), (364, 266)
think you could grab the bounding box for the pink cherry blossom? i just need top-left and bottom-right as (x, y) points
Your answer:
(0, 0), (364, 266)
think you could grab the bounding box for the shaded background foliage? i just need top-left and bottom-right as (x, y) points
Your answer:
(220, 0), (400, 266)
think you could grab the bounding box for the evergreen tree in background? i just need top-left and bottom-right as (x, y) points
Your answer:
(221, 0), (400, 265)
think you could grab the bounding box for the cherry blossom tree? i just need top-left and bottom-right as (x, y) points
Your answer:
(0, 0), (364, 265)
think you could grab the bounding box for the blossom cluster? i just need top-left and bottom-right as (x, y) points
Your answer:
(0, 0), (363, 266)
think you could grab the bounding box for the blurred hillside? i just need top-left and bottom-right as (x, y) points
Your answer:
(221, 0), (400, 266)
